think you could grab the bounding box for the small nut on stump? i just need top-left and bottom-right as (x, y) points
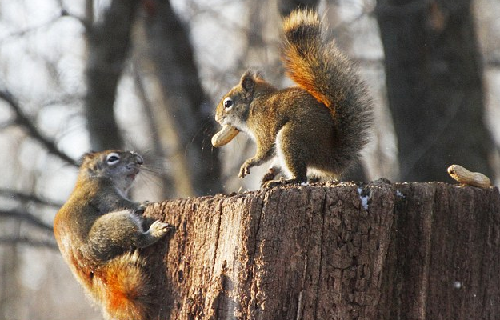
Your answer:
(211, 125), (239, 147)
(447, 165), (491, 189)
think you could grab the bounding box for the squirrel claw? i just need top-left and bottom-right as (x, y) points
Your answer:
(150, 221), (171, 237)
(262, 180), (280, 189)
(239, 163), (251, 178)
(262, 177), (286, 189)
(262, 177), (303, 189)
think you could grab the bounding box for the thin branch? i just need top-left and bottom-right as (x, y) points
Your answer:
(0, 209), (54, 233)
(485, 58), (500, 68)
(352, 57), (384, 67)
(0, 13), (63, 44)
(0, 9), (91, 45)
(331, 2), (375, 33)
(0, 237), (58, 250)
(60, 9), (93, 32)
(188, 2), (279, 48)
(0, 89), (78, 167)
(0, 189), (62, 208)
(0, 120), (14, 130)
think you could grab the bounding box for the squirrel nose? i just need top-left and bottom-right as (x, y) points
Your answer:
(130, 151), (143, 165)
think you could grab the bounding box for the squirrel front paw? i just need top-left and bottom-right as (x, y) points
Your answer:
(150, 221), (171, 238)
(239, 161), (253, 178)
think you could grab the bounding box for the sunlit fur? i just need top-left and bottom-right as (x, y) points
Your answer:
(54, 150), (168, 320)
(213, 10), (373, 185)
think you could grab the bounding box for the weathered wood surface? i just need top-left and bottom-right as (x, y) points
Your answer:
(143, 182), (500, 320)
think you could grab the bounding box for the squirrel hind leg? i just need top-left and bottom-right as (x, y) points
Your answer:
(260, 162), (307, 188)
(276, 125), (309, 178)
(262, 177), (305, 189)
(274, 126), (308, 183)
(260, 161), (284, 186)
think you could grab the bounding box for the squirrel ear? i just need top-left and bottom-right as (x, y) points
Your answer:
(80, 151), (95, 166)
(240, 70), (256, 94)
(254, 71), (264, 80)
(79, 150), (96, 166)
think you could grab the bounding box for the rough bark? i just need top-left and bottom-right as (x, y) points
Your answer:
(143, 182), (500, 319)
(375, 0), (495, 182)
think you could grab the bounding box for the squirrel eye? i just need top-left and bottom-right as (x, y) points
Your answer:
(223, 97), (233, 110)
(106, 153), (120, 165)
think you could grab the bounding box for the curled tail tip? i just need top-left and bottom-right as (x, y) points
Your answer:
(283, 9), (321, 41)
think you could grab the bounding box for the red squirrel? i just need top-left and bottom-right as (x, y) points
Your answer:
(211, 10), (373, 187)
(54, 150), (170, 320)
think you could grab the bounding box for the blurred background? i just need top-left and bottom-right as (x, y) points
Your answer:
(0, 0), (498, 319)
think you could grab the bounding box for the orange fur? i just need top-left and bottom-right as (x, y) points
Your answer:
(212, 10), (373, 185)
(282, 10), (352, 111)
(53, 150), (168, 320)
(60, 244), (150, 319)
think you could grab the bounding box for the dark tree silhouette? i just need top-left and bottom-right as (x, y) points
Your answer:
(376, 0), (494, 182)
(85, 0), (138, 150)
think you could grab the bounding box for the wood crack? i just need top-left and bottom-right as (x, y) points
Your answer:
(313, 189), (328, 319)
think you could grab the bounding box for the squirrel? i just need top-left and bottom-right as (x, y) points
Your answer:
(211, 9), (373, 187)
(53, 150), (171, 320)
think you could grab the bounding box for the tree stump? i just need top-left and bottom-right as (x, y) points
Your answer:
(142, 182), (500, 320)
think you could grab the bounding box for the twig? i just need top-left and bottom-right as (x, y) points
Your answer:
(485, 58), (500, 68)
(0, 89), (78, 167)
(0, 209), (54, 233)
(0, 188), (62, 208)
(0, 237), (58, 250)
(0, 9), (91, 45)
(0, 13), (63, 43)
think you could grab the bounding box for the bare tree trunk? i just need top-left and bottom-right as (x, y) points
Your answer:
(85, 0), (138, 150)
(131, 61), (176, 200)
(142, 182), (500, 319)
(136, 0), (222, 197)
(375, 0), (494, 182)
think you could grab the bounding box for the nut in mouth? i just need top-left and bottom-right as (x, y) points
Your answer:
(211, 124), (240, 147)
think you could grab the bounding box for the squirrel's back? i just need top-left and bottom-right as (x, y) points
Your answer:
(282, 10), (373, 167)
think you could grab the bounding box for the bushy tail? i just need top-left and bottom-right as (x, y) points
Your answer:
(282, 10), (373, 165)
(89, 252), (153, 320)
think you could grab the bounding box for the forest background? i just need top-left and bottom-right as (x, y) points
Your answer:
(0, 0), (499, 319)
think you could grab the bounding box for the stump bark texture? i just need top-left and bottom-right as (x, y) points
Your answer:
(143, 182), (500, 320)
